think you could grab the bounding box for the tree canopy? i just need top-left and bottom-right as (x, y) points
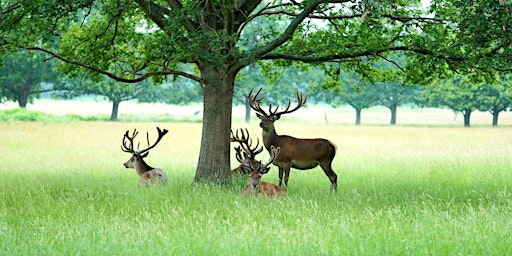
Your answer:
(0, 50), (60, 107)
(2, 0), (511, 184)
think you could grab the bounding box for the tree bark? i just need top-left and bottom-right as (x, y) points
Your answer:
(355, 107), (361, 125)
(194, 67), (235, 185)
(492, 112), (499, 126)
(463, 109), (471, 127)
(110, 99), (121, 121)
(17, 83), (30, 108)
(389, 104), (397, 125)
(491, 106), (499, 126)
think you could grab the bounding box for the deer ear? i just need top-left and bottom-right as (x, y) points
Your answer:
(261, 167), (271, 174)
(142, 152), (149, 158)
(256, 113), (263, 119)
(273, 114), (281, 121)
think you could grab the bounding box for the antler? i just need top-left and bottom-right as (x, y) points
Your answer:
(230, 128), (263, 159)
(248, 88), (308, 118)
(248, 88), (269, 116)
(121, 127), (168, 154)
(121, 129), (139, 153)
(256, 145), (280, 174)
(234, 146), (252, 175)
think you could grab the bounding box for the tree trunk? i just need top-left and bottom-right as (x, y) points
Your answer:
(245, 95), (251, 123)
(463, 109), (471, 127)
(355, 107), (362, 125)
(110, 99), (121, 121)
(17, 84), (30, 108)
(389, 104), (397, 125)
(491, 107), (499, 127)
(194, 68), (235, 185)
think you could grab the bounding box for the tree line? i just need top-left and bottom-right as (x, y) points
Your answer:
(1, 51), (511, 127)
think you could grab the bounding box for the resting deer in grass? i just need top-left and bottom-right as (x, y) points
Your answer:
(249, 88), (338, 191)
(121, 127), (169, 186)
(236, 145), (287, 197)
(230, 128), (263, 175)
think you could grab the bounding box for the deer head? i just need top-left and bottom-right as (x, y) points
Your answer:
(121, 127), (168, 175)
(236, 145), (280, 188)
(248, 88), (307, 131)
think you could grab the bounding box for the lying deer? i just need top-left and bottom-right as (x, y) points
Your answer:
(249, 88), (338, 191)
(236, 145), (287, 197)
(121, 127), (169, 186)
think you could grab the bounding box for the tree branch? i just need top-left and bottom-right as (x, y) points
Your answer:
(18, 45), (201, 83)
(239, 0), (329, 67)
(261, 46), (465, 63)
(0, 3), (22, 16)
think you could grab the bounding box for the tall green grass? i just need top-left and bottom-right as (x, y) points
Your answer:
(1, 122), (511, 255)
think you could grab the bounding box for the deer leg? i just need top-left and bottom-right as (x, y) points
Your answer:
(320, 162), (337, 191)
(278, 166), (284, 187)
(283, 167), (291, 188)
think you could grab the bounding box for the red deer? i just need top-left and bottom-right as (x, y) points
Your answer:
(121, 127), (169, 186)
(248, 88), (338, 191)
(230, 128), (263, 175)
(236, 145), (287, 197)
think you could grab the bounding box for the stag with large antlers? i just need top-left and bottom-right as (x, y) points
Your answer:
(249, 88), (338, 191)
(237, 145), (287, 197)
(121, 127), (169, 186)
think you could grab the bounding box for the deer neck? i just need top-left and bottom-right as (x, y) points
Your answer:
(135, 160), (153, 175)
(262, 123), (280, 149)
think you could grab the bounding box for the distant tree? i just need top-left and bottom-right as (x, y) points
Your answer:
(138, 79), (203, 106)
(322, 74), (378, 125)
(418, 76), (480, 127)
(234, 64), (267, 123)
(374, 81), (419, 125)
(0, 51), (60, 107)
(58, 72), (203, 121)
(475, 77), (512, 126)
(57, 75), (156, 121)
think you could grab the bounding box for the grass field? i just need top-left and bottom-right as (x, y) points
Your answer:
(1, 101), (512, 255)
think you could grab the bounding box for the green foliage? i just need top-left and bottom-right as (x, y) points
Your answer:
(0, 50), (61, 107)
(475, 75), (512, 114)
(406, 0), (512, 82)
(418, 75), (482, 111)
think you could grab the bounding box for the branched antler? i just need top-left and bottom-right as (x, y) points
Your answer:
(248, 88), (308, 119)
(121, 127), (168, 154)
(252, 145), (280, 174)
(230, 128), (263, 159)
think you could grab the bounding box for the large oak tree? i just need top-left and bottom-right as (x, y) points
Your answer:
(2, 0), (511, 184)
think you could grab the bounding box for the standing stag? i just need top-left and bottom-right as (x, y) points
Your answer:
(236, 145), (287, 197)
(121, 127), (169, 185)
(249, 88), (338, 191)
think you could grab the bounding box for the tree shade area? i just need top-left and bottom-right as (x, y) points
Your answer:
(1, 0), (511, 184)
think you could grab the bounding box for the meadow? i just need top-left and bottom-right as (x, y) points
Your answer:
(1, 102), (512, 255)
